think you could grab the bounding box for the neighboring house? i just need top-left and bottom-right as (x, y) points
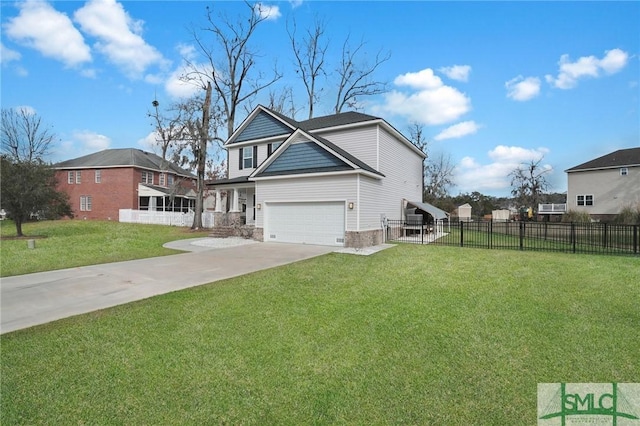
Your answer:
(207, 105), (426, 247)
(565, 147), (640, 222)
(54, 148), (198, 220)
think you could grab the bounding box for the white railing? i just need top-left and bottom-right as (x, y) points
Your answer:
(538, 203), (567, 214)
(119, 209), (215, 228)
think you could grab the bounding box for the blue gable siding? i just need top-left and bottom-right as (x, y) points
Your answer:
(234, 111), (292, 143)
(261, 142), (352, 176)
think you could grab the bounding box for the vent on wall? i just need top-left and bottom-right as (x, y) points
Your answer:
(336, 238), (345, 243)
(270, 234), (276, 239)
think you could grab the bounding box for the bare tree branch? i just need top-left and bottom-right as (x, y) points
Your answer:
(288, 16), (328, 119)
(334, 36), (391, 114)
(509, 158), (551, 210)
(184, 1), (282, 139)
(1, 108), (57, 162)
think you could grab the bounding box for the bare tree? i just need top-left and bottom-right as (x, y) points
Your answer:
(169, 85), (224, 229)
(408, 122), (428, 153)
(147, 99), (186, 162)
(288, 16), (328, 119)
(510, 158), (551, 211)
(407, 122), (454, 202)
(424, 152), (455, 202)
(1, 108), (72, 236)
(185, 1), (282, 139)
(265, 87), (299, 117)
(334, 36), (390, 114)
(1, 108), (56, 162)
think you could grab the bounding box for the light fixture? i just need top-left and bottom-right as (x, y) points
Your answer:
(348, 202), (354, 210)
(257, 203), (262, 210)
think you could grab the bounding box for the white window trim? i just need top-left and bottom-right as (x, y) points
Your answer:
(620, 167), (628, 176)
(95, 170), (101, 183)
(577, 194), (594, 207)
(243, 148), (253, 169)
(80, 195), (92, 211)
(68, 171), (74, 184)
(75, 171), (81, 184)
(142, 171), (154, 185)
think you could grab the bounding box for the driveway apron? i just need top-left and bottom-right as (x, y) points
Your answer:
(1, 242), (334, 334)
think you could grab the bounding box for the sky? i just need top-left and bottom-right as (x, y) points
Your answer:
(1, 0), (638, 197)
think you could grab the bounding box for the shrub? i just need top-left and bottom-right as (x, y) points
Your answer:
(613, 204), (640, 225)
(562, 210), (592, 223)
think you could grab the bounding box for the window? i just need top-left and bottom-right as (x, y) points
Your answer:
(167, 174), (174, 185)
(239, 146), (258, 170)
(159, 173), (166, 187)
(141, 171), (154, 184)
(620, 167), (628, 176)
(267, 142), (282, 157)
(95, 170), (101, 183)
(75, 171), (81, 184)
(80, 196), (92, 211)
(68, 171), (74, 184)
(243, 147), (253, 169)
(577, 195), (594, 206)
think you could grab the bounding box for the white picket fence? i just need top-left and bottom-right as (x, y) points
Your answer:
(119, 209), (215, 228)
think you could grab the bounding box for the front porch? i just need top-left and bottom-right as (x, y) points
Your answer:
(138, 183), (196, 212)
(208, 177), (259, 240)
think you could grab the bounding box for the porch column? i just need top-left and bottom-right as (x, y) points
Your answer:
(215, 190), (223, 212)
(231, 188), (240, 212)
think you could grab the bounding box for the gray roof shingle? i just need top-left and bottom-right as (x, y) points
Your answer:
(566, 147), (640, 172)
(54, 148), (195, 177)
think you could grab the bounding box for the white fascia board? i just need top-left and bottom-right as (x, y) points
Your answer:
(224, 105), (296, 147)
(565, 163), (640, 173)
(248, 128), (366, 179)
(312, 119), (426, 159)
(250, 169), (382, 182)
(226, 134), (288, 149)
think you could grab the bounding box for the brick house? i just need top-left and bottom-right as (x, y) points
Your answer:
(54, 148), (198, 220)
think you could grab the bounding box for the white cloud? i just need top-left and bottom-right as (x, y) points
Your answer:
(137, 131), (158, 151)
(434, 121), (481, 141)
(254, 3), (281, 21)
(394, 68), (444, 90)
(545, 48), (629, 89)
(489, 145), (548, 163)
(73, 130), (111, 151)
(4, 0), (91, 68)
(164, 63), (204, 99)
(289, 0), (304, 8)
(378, 68), (471, 126)
(505, 75), (541, 101)
(455, 145), (551, 193)
(15, 105), (37, 115)
(74, 0), (167, 78)
(1, 42), (21, 65)
(439, 65), (471, 82)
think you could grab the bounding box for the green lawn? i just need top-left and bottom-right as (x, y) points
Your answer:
(0, 220), (210, 277)
(2, 244), (638, 425)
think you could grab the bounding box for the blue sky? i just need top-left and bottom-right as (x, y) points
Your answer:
(2, 0), (638, 197)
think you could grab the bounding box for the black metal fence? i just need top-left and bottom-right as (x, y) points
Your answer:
(385, 220), (640, 256)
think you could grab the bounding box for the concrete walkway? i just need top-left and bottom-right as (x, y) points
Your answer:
(1, 240), (335, 334)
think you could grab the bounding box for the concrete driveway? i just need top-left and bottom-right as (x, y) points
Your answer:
(1, 240), (335, 334)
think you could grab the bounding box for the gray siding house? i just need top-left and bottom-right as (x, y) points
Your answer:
(565, 147), (640, 221)
(208, 105), (426, 247)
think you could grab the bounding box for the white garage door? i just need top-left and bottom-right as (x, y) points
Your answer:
(265, 202), (345, 246)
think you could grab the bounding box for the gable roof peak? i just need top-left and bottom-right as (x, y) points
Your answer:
(566, 147), (640, 172)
